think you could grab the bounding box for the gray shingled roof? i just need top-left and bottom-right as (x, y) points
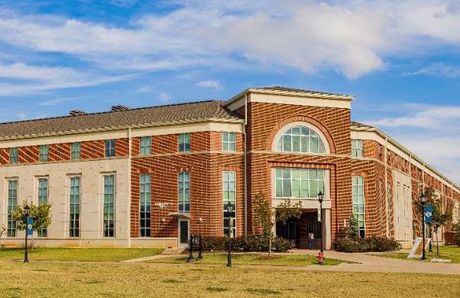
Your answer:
(0, 100), (242, 139)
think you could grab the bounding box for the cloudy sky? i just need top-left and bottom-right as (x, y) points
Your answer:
(0, 0), (459, 183)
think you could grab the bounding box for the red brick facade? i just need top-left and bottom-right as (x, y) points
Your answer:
(1, 87), (459, 248)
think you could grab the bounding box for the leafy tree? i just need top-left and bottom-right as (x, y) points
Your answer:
(12, 201), (52, 247)
(415, 187), (453, 256)
(345, 217), (360, 240)
(253, 192), (301, 255)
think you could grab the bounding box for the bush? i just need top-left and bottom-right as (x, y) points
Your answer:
(333, 236), (401, 253)
(452, 223), (460, 246)
(200, 235), (294, 253)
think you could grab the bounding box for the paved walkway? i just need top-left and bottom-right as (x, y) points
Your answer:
(287, 249), (460, 275)
(124, 248), (460, 275)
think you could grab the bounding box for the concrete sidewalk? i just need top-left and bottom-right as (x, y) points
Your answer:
(288, 249), (460, 275)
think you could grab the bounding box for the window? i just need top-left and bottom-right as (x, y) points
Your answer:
(39, 145), (49, 161)
(352, 176), (365, 238)
(37, 178), (49, 237)
(276, 125), (326, 153)
(105, 140), (116, 157)
(223, 171), (236, 237)
(9, 148), (18, 164)
(178, 172), (190, 213)
(140, 136), (152, 155)
(140, 174), (151, 237)
(275, 168), (325, 199)
(103, 175), (115, 237)
(178, 133), (190, 152)
(7, 180), (18, 237)
(71, 142), (81, 160)
(223, 132), (236, 151)
(352, 140), (364, 158)
(69, 177), (80, 237)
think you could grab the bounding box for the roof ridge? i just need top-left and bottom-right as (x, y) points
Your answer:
(0, 99), (223, 126)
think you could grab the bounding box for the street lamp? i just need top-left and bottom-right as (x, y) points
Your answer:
(226, 201), (234, 268)
(23, 204), (30, 263)
(420, 193), (427, 260)
(318, 191), (324, 254)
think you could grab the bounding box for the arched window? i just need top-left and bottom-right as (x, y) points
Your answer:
(275, 124), (327, 153)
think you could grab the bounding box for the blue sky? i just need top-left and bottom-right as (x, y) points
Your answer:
(0, 0), (460, 183)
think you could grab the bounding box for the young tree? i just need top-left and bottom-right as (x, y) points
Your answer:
(0, 224), (6, 248)
(416, 187), (453, 256)
(12, 201), (52, 247)
(253, 192), (302, 255)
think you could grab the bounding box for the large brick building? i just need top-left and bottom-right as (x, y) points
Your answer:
(0, 87), (459, 249)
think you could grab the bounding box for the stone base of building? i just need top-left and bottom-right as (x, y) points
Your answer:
(0, 238), (178, 249)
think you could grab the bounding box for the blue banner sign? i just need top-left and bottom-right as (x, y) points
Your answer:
(26, 217), (33, 236)
(424, 205), (433, 224)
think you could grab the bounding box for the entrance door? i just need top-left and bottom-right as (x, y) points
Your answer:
(178, 219), (189, 247)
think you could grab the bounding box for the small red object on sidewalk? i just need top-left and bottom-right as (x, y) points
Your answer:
(317, 251), (324, 265)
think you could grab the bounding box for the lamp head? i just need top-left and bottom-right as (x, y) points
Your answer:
(318, 191), (324, 204)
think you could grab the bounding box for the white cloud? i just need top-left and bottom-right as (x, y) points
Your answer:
(0, 62), (135, 96)
(408, 62), (460, 78)
(1, 1), (460, 78)
(197, 79), (222, 89)
(158, 92), (171, 103)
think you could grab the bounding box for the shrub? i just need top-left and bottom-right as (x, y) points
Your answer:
(200, 235), (293, 252)
(333, 236), (401, 253)
(452, 223), (460, 246)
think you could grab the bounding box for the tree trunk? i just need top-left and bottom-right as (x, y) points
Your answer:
(268, 233), (272, 256)
(436, 227), (440, 257)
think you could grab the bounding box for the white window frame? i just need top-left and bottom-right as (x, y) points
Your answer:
(102, 174), (116, 238)
(351, 139), (364, 158)
(37, 177), (49, 237)
(352, 176), (366, 238)
(178, 172), (190, 213)
(71, 142), (81, 160)
(69, 175), (81, 238)
(140, 136), (152, 155)
(223, 171), (236, 237)
(139, 174), (151, 237)
(9, 147), (18, 164)
(222, 132), (236, 151)
(178, 133), (190, 152)
(272, 122), (330, 154)
(272, 168), (327, 200)
(7, 179), (18, 237)
(105, 139), (116, 157)
(39, 145), (49, 162)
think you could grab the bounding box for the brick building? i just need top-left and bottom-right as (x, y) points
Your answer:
(0, 87), (459, 249)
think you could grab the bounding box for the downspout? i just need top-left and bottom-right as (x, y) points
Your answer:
(244, 93), (248, 235)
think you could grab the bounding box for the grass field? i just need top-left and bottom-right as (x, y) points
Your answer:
(373, 246), (460, 264)
(0, 247), (163, 262)
(151, 252), (346, 266)
(0, 261), (458, 297)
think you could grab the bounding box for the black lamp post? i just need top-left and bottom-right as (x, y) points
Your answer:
(226, 201), (234, 268)
(318, 191), (324, 254)
(23, 204), (30, 263)
(420, 193), (427, 260)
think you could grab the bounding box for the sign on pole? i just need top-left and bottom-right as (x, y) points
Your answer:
(26, 217), (33, 236)
(424, 205), (433, 224)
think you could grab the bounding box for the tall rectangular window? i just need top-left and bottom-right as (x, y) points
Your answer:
(352, 176), (365, 238)
(140, 136), (152, 155)
(103, 175), (115, 237)
(222, 132), (236, 151)
(9, 147), (18, 164)
(178, 133), (190, 152)
(351, 139), (364, 158)
(223, 171), (236, 237)
(39, 145), (49, 161)
(69, 177), (80, 237)
(71, 142), (81, 160)
(275, 168), (325, 199)
(178, 172), (190, 213)
(105, 139), (116, 157)
(37, 178), (49, 237)
(7, 180), (18, 237)
(140, 174), (151, 237)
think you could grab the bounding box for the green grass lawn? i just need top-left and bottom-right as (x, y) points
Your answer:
(373, 245), (460, 263)
(151, 252), (346, 266)
(0, 247), (163, 262)
(0, 261), (458, 297)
